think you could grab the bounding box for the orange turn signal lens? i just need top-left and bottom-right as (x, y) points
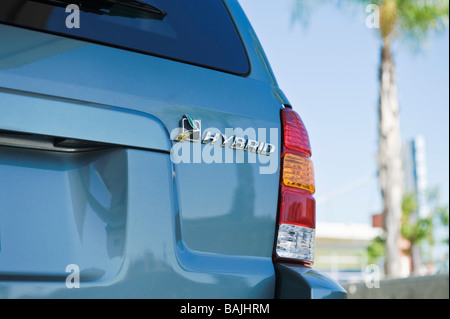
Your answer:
(282, 153), (315, 194)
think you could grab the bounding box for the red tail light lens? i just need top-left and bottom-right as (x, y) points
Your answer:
(281, 107), (312, 157)
(275, 106), (316, 265)
(279, 189), (316, 229)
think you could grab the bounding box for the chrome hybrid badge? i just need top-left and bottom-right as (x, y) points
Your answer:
(174, 115), (276, 156)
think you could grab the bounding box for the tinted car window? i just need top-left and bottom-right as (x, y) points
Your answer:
(0, 0), (250, 75)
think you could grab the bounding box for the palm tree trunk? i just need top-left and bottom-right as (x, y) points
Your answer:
(378, 43), (404, 278)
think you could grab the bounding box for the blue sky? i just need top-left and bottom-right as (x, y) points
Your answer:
(239, 0), (449, 225)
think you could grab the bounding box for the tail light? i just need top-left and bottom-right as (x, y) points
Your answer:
(274, 107), (316, 265)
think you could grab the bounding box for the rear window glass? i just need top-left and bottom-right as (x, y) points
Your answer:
(0, 0), (250, 75)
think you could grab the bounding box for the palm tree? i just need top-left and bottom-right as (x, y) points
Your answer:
(293, 0), (448, 278)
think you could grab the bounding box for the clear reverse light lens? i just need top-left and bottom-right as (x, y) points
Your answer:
(276, 224), (315, 263)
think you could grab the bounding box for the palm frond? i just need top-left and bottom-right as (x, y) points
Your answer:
(291, 0), (448, 50)
(291, 0), (325, 28)
(397, 0), (449, 46)
(292, 0), (382, 29)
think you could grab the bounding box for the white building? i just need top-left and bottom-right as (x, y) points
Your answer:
(315, 222), (383, 283)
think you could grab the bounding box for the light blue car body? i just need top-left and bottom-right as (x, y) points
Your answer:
(0, 0), (346, 299)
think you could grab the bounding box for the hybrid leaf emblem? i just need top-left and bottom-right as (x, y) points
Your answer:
(185, 114), (199, 131)
(176, 114), (201, 142)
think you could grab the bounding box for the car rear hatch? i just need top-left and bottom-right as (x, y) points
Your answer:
(0, 0), (283, 298)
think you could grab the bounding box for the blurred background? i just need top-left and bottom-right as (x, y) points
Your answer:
(239, 0), (449, 298)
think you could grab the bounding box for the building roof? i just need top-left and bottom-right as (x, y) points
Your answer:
(316, 222), (383, 242)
